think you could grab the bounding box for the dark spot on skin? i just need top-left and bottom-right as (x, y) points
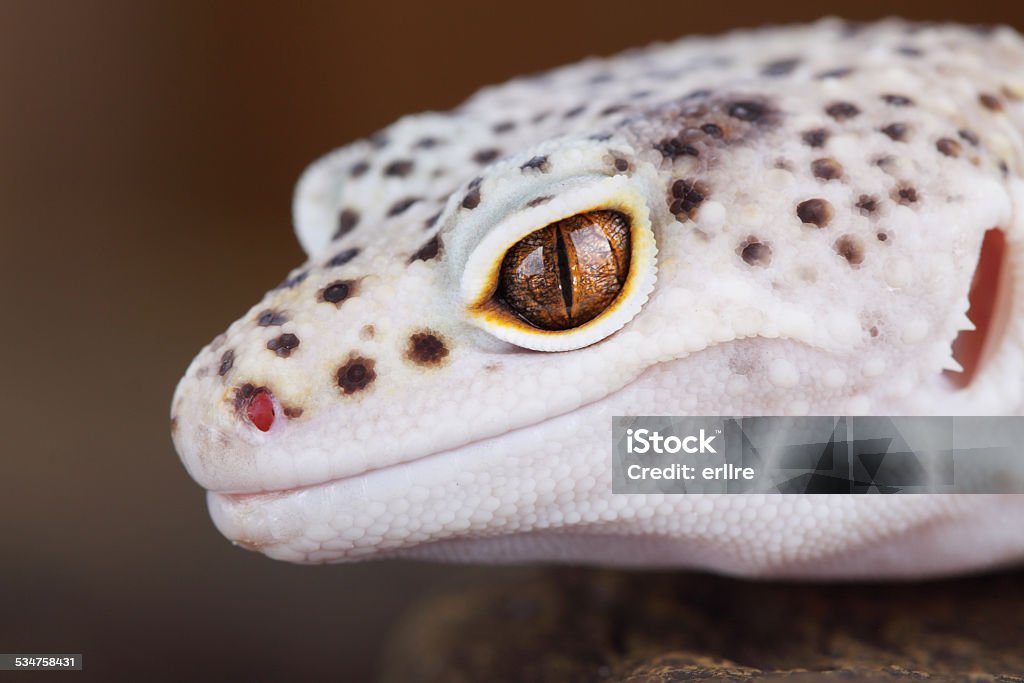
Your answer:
(257, 309), (287, 327)
(336, 357), (376, 395)
(979, 93), (1003, 111)
(527, 195), (553, 208)
(387, 197), (419, 217)
(613, 157), (630, 172)
(327, 248), (360, 267)
(835, 235), (865, 265)
(897, 46), (923, 57)
(267, 333), (300, 358)
(406, 331), (450, 367)
(424, 211), (442, 229)
(701, 123), (723, 138)
(869, 325), (880, 337)
(877, 232), (889, 242)
(334, 209), (360, 240)
(727, 100), (767, 123)
(282, 406), (304, 419)
(521, 156), (550, 173)
(739, 238), (772, 266)
(360, 325), (375, 340)
(276, 270), (308, 290)
(936, 138), (962, 157)
(797, 198), (833, 227)
(462, 188), (481, 210)
(958, 129), (980, 146)
(1000, 160), (1009, 175)
(825, 102), (860, 121)
(761, 58), (799, 76)
(856, 194), (879, 215)
(811, 158), (843, 180)
(589, 132), (613, 142)
(654, 138), (698, 160)
(218, 349), (235, 376)
(668, 179), (707, 219)
(881, 94), (914, 106)
(564, 105), (586, 119)
(320, 280), (355, 305)
(492, 121), (516, 133)
(816, 67), (853, 79)
(600, 104), (627, 116)
(384, 160), (414, 177)
(532, 111), (551, 124)
(414, 137), (441, 149)
(893, 185), (919, 205)
(881, 123), (908, 141)
(802, 128), (829, 148)
(410, 235), (440, 262)
(349, 161), (370, 178)
(473, 148), (501, 164)
(233, 383), (256, 411)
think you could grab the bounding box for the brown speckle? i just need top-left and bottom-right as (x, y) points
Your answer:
(856, 195), (879, 215)
(462, 188), (481, 210)
(761, 58), (799, 76)
(958, 129), (980, 146)
(701, 123), (723, 138)
(521, 156), (550, 173)
(334, 209), (360, 240)
(320, 280), (355, 305)
(360, 325), (375, 340)
(473, 148), (501, 164)
(267, 333), (300, 358)
(384, 160), (414, 177)
(825, 102), (860, 121)
(877, 232), (889, 242)
(727, 100), (768, 123)
(796, 198), (833, 227)
(337, 357), (376, 395)
(893, 185), (919, 205)
(387, 197), (420, 217)
(282, 406), (304, 419)
(406, 331), (449, 367)
(349, 160), (370, 178)
(668, 179), (707, 219)
(936, 137), (961, 157)
(881, 123), (908, 141)
(739, 238), (772, 266)
(811, 158), (843, 181)
(802, 128), (829, 148)
(327, 248), (360, 267)
(979, 93), (1003, 111)
(257, 310), (287, 327)
(654, 138), (698, 159)
(218, 349), (235, 376)
(881, 94), (914, 106)
(613, 157), (630, 173)
(869, 325), (880, 337)
(410, 235), (440, 262)
(835, 235), (865, 265)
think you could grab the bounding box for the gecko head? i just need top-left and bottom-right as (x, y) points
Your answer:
(171, 19), (1024, 568)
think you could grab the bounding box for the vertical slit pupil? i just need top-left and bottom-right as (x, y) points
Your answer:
(554, 225), (574, 320)
(945, 228), (1008, 388)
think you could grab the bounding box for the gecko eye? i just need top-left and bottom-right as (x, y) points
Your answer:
(457, 175), (657, 351)
(497, 210), (631, 330)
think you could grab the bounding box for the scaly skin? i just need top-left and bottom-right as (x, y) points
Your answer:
(171, 19), (1024, 577)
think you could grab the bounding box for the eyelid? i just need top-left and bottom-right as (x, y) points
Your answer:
(459, 175), (658, 351)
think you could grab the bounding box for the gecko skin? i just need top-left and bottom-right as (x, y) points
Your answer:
(172, 19), (1024, 578)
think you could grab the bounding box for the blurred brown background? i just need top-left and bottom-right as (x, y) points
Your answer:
(2, 1), (1022, 681)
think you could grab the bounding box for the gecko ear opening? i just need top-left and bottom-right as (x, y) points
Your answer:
(945, 228), (1012, 388)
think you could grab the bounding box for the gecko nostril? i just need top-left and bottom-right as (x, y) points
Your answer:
(235, 384), (276, 432)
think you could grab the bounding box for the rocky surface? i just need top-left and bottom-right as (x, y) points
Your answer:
(380, 567), (1024, 681)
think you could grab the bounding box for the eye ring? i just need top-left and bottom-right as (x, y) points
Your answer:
(460, 175), (657, 351)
